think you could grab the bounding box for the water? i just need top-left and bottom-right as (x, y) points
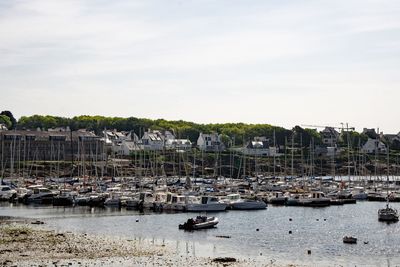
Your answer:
(1, 202), (400, 266)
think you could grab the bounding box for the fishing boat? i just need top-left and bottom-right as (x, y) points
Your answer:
(378, 202), (399, 222)
(300, 191), (330, 207)
(179, 216), (219, 230)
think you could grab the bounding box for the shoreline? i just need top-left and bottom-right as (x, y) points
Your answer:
(0, 216), (276, 267)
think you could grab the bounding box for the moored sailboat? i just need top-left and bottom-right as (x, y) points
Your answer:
(378, 148), (399, 223)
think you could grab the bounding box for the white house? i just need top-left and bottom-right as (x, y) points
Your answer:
(117, 140), (141, 156)
(140, 130), (164, 150)
(162, 130), (192, 150)
(197, 133), (225, 152)
(103, 129), (132, 147)
(361, 138), (387, 154)
(111, 132), (140, 155)
(165, 138), (192, 151)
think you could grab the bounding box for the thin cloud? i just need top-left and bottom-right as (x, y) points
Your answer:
(0, 0), (399, 133)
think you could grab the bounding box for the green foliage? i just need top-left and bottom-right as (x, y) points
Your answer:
(0, 115), (12, 128)
(17, 114), (296, 145)
(338, 131), (368, 148)
(0, 110), (17, 129)
(292, 126), (322, 146)
(18, 115), (70, 130)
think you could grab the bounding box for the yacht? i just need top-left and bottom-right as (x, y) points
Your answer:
(223, 194), (266, 210)
(163, 193), (187, 211)
(0, 185), (17, 201)
(186, 196), (227, 212)
(26, 187), (54, 204)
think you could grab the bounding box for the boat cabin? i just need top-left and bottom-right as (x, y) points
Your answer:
(0, 185), (12, 192)
(201, 196), (220, 204)
(226, 194), (240, 201)
(310, 192), (326, 199)
(32, 188), (52, 195)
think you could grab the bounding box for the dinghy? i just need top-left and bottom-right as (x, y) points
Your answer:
(179, 216), (219, 230)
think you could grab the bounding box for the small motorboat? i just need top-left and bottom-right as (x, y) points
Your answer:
(343, 236), (357, 244)
(179, 216), (219, 230)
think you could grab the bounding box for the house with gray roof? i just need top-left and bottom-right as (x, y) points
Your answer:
(197, 132), (225, 152)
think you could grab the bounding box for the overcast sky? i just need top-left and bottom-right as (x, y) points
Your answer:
(1, 0), (399, 133)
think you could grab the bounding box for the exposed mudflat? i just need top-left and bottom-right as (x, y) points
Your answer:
(0, 217), (286, 267)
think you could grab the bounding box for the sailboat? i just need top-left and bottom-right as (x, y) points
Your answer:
(378, 147), (399, 222)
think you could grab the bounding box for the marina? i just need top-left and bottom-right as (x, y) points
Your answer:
(1, 0), (400, 265)
(1, 173), (400, 266)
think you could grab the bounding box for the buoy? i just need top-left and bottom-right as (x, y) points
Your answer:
(324, 219), (327, 221)
(289, 231), (292, 234)
(289, 218), (292, 221)
(256, 228), (259, 231)
(136, 219), (139, 222)
(307, 250), (311, 255)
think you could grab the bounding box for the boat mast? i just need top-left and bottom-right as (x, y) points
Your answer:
(273, 130), (276, 178)
(387, 146), (390, 203)
(291, 134), (294, 178)
(346, 123), (351, 181)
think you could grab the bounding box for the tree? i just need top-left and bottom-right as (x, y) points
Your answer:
(0, 110), (17, 129)
(0, 115), (12, 129)
(293, 126), (322, 146)
(338, 131), (368, 149)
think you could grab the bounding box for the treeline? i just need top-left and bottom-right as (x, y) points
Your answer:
(1, 111), (387, 149)
(6, 112), (297, 144)
(16, 114), (297, 146)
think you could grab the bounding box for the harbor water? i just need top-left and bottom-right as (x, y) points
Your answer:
(1, 202), (399, 266)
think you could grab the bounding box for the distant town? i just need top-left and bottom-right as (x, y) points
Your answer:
(0, 111), (399, 179)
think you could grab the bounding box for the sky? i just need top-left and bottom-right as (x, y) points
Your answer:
(0, 0), (400, 133)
